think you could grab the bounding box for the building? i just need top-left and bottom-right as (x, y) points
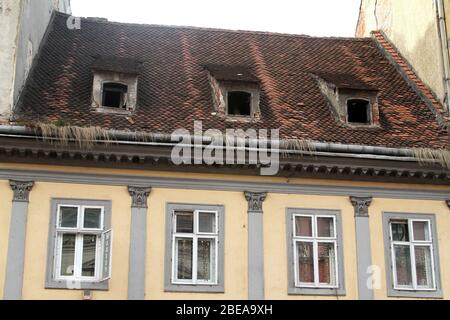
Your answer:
(0, 12), (449, 300)
(0, 0), (71, 120)
(356, 0), (450, 119)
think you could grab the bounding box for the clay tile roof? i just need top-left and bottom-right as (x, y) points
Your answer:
(205, 64), (259, 83)
(14, 13), (450, 149)
(314, 72), (378, 91)
(91, 56), (142, 74)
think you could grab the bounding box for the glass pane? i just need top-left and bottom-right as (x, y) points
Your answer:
(295, 217), (312, 237)
(176, 238), (193, 280)
(318, 242), (336, 285)
(60, 234), (76, 276)
(394, 245), (413, 287)
(197, 239), (216, 282)
(82, 235), (97, 277)
(317, 218), (335, 238)
(297, 242), (314, 284)
(176, 212), (194, 233)
(60, 207), (78, 228)
(84, 208), (102, 229)
(415, 246), (434, 288)
(413, 222), (430, 241)
(199, 212), (216, 233)
(392, 222), (409, 242)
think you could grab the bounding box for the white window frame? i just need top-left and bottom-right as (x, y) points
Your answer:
(171, 210), (219, 286)
(292, 214), (339, 289)
(54, 204), (105, 283)
(389, 218), (437, 291)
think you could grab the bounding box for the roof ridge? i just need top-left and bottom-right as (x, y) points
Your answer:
(371, 30), (450, 132)
(55, 12), (372, 42)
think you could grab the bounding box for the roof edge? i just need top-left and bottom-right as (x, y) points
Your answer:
(371, 30), (450, 132)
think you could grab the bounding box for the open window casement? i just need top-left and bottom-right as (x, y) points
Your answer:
(100, 229), (113, 282)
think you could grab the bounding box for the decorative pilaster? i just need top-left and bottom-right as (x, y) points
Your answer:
(244, 191), (267, 300)
(127, 186), (151, 300)
(4, 181), (34, 300)
(128, 186), (152, 208)
(9, 181), (34, 202)
(351, 196), (372, 217)
(350, 196), (374, 300)
(245, 192), (267, 213)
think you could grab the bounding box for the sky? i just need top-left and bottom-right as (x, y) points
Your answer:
(71, 0), (361, 37)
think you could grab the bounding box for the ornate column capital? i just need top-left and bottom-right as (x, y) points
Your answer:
(9, 181), (34, 202)
(128, 186), (152, 208)
(244, 192), (267, 213)
(350, 196), (373, 217)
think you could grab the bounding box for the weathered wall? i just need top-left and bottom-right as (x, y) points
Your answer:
(0, 0), (21, 120)
(356, 0), (446, 105)
(0, 0), (71, 119)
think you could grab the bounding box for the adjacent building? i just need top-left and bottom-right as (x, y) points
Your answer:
(0, 0), (71, 119)
(0, 10), (449, 300)
(356, 0), (450, 119)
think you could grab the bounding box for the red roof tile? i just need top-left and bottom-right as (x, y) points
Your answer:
(15, 13), (450, 149)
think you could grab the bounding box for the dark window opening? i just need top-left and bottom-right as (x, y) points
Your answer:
(102, 83), (128, 108)
(227, 91), (252, 116)
(347, 99), (370, 124)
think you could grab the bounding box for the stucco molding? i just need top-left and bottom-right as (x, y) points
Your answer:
(244, 192), (267, 213)
(128, 186), (152, 208)
(1, 169), (449, 201)
(9, 180), (34, 202)
(350, 196), (373, 217)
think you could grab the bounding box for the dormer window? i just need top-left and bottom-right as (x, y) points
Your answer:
(315, 73), (380, 127)
(347, 99), (370, 124)
(227, 91), (252, 116)
(102, 83), (128, 109)
(91, 56), (141, 114)
(206, 65), (261, 121)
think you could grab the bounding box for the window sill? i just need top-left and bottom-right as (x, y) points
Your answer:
(288, 287), (346, 296)
(387, 289), (443, 299)
(165, 283), (224, 293)
(94, 106), (133, 115)
(45, 279), (109, 291)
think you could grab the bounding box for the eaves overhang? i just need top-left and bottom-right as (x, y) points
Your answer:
(0, 125), (448, 185)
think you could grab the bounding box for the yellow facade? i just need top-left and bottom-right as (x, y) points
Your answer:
(0, 162), (449, 300)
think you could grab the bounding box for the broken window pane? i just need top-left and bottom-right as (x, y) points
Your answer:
(102, 83), (128, 108)
(228, 91), (251, 116)
(347, 99), (370, 124)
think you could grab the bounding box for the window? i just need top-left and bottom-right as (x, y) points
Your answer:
(227, 91), (252, 116)
(383, 213), (442, 298)
(102, 83), (128, 108)
(347, 99), (370, 124)
(287, 209), (345, 296)
(46, 199), (112, 290)
(165, 204), (224, 293)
